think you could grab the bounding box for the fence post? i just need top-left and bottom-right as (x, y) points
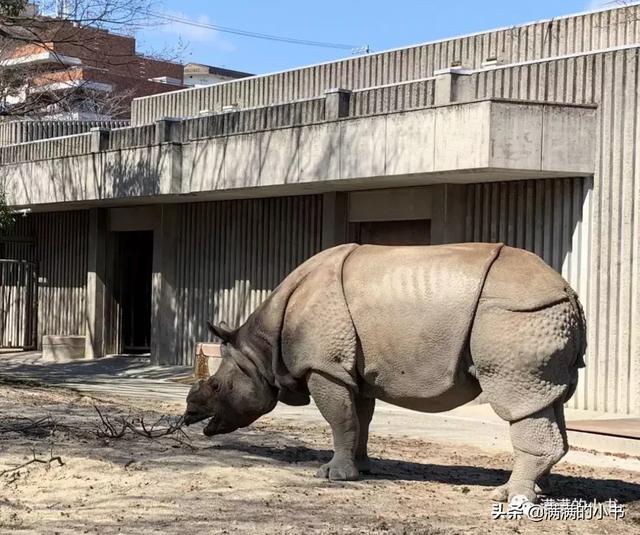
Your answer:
(155, 117), (184, 144)
(325, 88), (351, 120)
(433, 66), (473, 105)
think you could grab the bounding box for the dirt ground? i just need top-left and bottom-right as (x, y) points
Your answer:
(0, 382), (638, 535)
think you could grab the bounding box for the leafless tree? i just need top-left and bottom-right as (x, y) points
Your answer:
(0, 0), (162, 119)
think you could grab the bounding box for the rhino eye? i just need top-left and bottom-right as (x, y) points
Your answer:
(210, 379), (220, 392)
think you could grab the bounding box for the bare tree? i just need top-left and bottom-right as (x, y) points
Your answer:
(0, 0), (163, 118)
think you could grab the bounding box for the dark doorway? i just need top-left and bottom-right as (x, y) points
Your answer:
(352, 219), (431, 246)
(117, 231), (153, 354)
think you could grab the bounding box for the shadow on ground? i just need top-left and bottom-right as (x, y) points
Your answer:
(0, 353), (192, 402)
(204, 438), (640, 504)
(0, 352), (190, 380)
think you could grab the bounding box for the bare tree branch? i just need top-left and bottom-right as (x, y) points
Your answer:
(0, 447), (64, 482)
(0, 415), (66, 436)
(0, 0), (177, 118)
(93, 405), (192, 448)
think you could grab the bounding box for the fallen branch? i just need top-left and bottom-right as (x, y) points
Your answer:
(0, 449), (64, 481)
(0, 416), (72, 438)
(93, 406), (127, 438)
(93, 406), (191, 446)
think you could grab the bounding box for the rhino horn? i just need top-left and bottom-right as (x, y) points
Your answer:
(208, 320), (236, 343)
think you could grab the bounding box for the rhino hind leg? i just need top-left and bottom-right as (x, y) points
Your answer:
(537, 398), (569, 494)
(491, 402), (568, 503)
(355, 396), (375, 473)
(308, 371), (360, 481)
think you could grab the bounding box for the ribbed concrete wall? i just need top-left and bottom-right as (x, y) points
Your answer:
(173, 195), (322, 366)
(4, 211), (90, 345)
(131, 4), (640, 125)
(0, 133), (92, 164)
(0, 120), (129, 147)
(0, 220), (33, 348)
(0, 261), (33, 348)
(0, 80), (439, 166)
(33, 211), (89, 341)
(109, 124), (156, 150)
(467, 48), (640, 415)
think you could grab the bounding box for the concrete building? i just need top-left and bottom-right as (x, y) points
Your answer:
(0, 3), (639, 419)
(183, 63), (253, 88)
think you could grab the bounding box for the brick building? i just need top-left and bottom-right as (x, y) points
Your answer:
(1, 19), (184, 119)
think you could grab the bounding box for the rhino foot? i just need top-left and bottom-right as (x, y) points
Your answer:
(489, 482), (540, 503)
(489, 484), (509, 502)
(316, 458), (360, 481)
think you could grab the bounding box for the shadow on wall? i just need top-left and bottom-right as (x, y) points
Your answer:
(1, 147), (165, 207)
(0, 211), (91, 347)
(172, 176), (593, 366)
(102, 150), (163, 199)
(185, 124), (319, 193)
(171, 194), (323, 364)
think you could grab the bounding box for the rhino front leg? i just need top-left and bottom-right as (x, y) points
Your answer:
(355, 396), (375, 473)
(307, 371), (360, 481)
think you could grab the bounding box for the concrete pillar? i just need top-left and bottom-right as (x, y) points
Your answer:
(151, 204), (179, 365)
(322, 192), (349, 249)
(155, 118), (183, 144)
(90, 128), (110, 152)
(324, 88), (351, 120)
(85, 208), (108, 358)
(155, 119), (184, 195)
(430, 184), (468, 245)
(434, 67), (473, 105)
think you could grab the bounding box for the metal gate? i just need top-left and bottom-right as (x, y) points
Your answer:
(0, 259), (38, 350)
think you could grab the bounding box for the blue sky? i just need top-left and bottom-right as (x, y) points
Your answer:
(136, 0), (619, 74)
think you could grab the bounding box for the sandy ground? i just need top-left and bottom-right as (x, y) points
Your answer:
(0, 382), (638, 535)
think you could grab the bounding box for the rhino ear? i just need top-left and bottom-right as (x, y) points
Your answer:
(207, 320), (236, 343)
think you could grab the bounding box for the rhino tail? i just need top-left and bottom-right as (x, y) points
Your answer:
(563, 287), (586, 403)
(567, 287), (587, 370)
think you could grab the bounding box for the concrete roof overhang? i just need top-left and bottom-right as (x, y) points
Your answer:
(4, 99), (597, 210)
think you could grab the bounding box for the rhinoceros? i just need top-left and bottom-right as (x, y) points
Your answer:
(184, 242), (586, 502)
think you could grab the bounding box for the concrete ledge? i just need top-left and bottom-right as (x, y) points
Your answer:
(42, 335), (86, 362)
(5, 99), (597, 208)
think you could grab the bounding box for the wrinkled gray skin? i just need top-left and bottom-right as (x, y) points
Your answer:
(184, 243), (587, 503)
(185, 354), (277, 436)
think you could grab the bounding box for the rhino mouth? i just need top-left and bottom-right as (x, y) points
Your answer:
(203, 417), (237, 436)
(183, 412), (209, 426)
